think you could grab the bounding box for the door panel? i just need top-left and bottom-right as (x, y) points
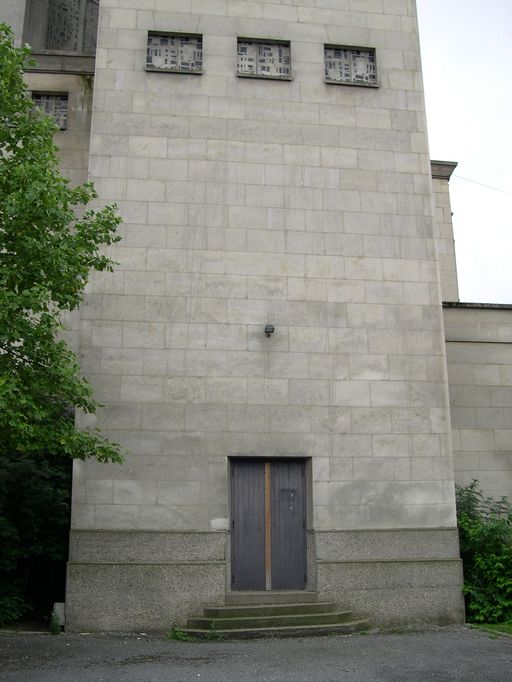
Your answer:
(231, 459), (307, 591)
(231, 459), (265, 590)
(271, 460), (306, 589)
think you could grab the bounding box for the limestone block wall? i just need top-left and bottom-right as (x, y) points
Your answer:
(445, 305), (512, 500)
(75, 0), (457, 530)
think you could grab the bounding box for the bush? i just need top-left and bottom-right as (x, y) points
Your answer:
(456, 480), (512, 623)
(0, 450), (71, 625)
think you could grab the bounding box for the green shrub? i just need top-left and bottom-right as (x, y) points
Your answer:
(0, 590), (25, 626)
(456, 480), (512, 623)
(167, 626), (192, 641)
(0, 450), (71, 625)
(50, 611), (61, 635)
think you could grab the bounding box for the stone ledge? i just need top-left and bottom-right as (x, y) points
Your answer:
(317, 559), (463, 591)
(317, 558), (462, 564)
(431, 160), (458, 180)
(68, 560), (226, 566)
(69, 529), (227, 562)
(26, 52), (95, 75)
(315, 528), (461, 561)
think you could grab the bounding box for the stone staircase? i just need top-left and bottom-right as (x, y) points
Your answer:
(182, 592), (369, 639)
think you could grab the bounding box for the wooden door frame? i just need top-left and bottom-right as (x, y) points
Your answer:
(228, 456), (312, 592)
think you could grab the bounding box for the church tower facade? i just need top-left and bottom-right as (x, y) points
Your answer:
(9, 0), (466, 630)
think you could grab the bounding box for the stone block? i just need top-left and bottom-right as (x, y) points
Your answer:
(371, 381), (408, 407)
(185, 405), (227, 432)
(113, 480), (157, 505)
(207, 323), (248, 350)
(333, 381), (370, 407)
(85, 480), (114, 505)
(123, 321), (165, 348)
(270, 406), (312, 433)
(156, 481), (201, 506)
(372, 434), (411, 458)
(227, 405), (269, 432)
(141, 404), (185, 431)
(93, 504), (140, 529)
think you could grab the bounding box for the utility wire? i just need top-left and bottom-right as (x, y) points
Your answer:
(453, 174), (512, 197)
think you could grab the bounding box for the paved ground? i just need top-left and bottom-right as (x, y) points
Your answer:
(1, 626), (511, 681)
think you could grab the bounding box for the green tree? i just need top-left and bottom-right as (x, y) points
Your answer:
(0, 24), (123, 623)
(0, 24), (122, 463)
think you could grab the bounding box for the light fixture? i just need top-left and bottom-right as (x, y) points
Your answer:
(264, 324), (275, 337)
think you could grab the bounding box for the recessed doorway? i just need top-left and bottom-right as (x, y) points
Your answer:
(230, 458), (307, 591)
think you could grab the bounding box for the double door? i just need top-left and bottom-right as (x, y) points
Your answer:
(231, 459), (307, 591)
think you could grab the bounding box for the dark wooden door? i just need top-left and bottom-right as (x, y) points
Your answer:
(270, 460), (306, 589)
(231, 459), (265, 590)
(231, 459), (306, 591)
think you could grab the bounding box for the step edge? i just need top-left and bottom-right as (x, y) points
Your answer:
(189, 611), (352, 623)
(182, 620), (370, 636)
(203, 603), (339, 615)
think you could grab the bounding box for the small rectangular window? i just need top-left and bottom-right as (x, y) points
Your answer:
(32, 93), (69, 130)
(146, 33), (203, 74)
(324, 46), (377, 87)
(237, 39), (291, 80)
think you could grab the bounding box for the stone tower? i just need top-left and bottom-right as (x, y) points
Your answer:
(8, 0), (466, 630)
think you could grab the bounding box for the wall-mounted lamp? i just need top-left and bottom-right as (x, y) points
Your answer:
(265, 324), (275, 338)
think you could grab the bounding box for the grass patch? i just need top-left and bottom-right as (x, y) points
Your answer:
(470, 622), (512, 636)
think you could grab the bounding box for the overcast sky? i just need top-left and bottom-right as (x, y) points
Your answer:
(416, 0), (512, 303)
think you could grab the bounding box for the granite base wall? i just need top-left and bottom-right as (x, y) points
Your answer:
(316, 528), (465, 625)
(66, 528), (464, 631)
(66, 530), (227, 632)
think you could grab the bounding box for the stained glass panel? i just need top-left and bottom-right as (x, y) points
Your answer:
(237, 40), (291, 79)
(32, 93), (69, 130)
(146, 34), (203, 73)
(325, 46), (377, 86)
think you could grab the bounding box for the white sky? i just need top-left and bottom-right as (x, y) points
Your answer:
(416, 0), (512, 303)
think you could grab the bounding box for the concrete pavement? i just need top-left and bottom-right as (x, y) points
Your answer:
(1, 626), (511, 681)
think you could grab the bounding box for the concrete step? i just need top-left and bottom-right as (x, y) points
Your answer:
(203, 602), (338, 618)
(184, 593), (370, 639)
(225, 591), (318, 605)
(183, 619), (370, 640)
(188, 610), (355, 630)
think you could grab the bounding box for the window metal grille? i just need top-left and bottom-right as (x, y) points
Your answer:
(324, 46), (377, 86)
(146, 33), (203, 73)
(32, 93), (69, 130)
(237, 40), (291, 79)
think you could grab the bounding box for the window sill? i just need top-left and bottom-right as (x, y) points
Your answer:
(145, 67), (203, 75)
(25, 53), (95, 75)
(237, 72), (292, 81)
(325, 78), (378, 88)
